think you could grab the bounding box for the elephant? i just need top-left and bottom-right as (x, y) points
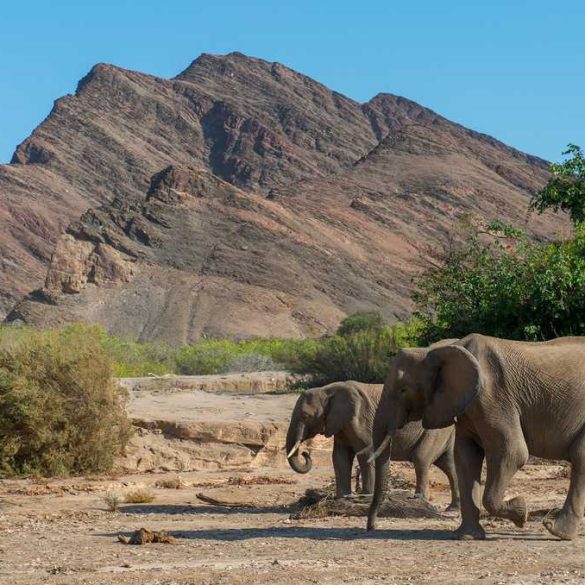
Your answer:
(285, 380), (460, 508)
(367, 333), (585, 541)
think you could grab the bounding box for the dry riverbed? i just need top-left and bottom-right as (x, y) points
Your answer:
(1, 463), (584, 585)
(2, 381), (585, 584)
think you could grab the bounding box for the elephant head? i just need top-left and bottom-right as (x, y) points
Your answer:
(286, 382), (373, 474)
(367, 343), (481, 530)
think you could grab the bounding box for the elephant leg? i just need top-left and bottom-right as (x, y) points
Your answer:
(357, 453), (374, 495)
(412, 456), (430, 501)
(410, 432), (443, 501)
(544, 429), (585, 540)
(453, 435), (485, 540)
(482, 438), (529, 528)
(333, 440), (354, 498)
(434, 450), (460, 512)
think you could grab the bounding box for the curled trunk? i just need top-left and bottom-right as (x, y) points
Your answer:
(286, 420), (313, 474)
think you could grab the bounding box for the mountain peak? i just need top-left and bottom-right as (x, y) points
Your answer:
(0, 52), (563, 340)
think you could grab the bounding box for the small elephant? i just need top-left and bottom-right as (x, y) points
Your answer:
(367, 334), (585, 540)
(285, 380), (459, 508)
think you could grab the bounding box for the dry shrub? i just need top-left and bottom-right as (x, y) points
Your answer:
(0, 324), (133, 477)
(227, 475), (296, 486)
(125, 487), (156, 503)
(155, 477), (187, 489)
(103, 492), (122, 512)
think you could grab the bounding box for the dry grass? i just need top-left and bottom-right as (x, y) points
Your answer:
(103, 492), (122, 512)
(155, 477), (187, 489)
(227, 475), (296, 486)
(124, 488), (156, 504)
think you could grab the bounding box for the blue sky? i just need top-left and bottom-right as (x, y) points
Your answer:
(0, 0), (583, 163)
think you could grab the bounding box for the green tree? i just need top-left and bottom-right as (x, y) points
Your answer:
(531, 144), (585, 225)
(336, 311), (385, 337)
(414, 224), (585, 342)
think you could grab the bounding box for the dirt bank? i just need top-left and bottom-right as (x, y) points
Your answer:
(116, 384), (331, 473)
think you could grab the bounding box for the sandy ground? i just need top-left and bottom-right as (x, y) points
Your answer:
(118, 372), (299, 395)
(128, 389), (298, 425)
(2, 462), (585, 585)
(2, 386), (585, 584)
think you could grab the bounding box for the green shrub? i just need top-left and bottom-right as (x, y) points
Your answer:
(101, 334), (176, 377)
(531, 144), (585, 226)
(414, 223), (585, 341)
(287, 321), (424, 385)
(222, 352), (280, 373)
(174, 338), (317, 376)
(175, 339), (241, 375)
(336, 311), (385, 336)
(0, 324), (132, 477)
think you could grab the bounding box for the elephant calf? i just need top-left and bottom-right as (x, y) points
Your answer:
(285, 380), (459, 509)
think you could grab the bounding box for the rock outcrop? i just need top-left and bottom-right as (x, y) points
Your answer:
(115, 387), (331, 474)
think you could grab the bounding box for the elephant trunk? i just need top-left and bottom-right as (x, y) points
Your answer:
(367, 428), (392, 531)
(286, 421), (313, 474)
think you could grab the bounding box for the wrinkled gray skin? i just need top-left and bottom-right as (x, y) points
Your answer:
(368, 334), (585, 541)
(286, 381), (459, 507)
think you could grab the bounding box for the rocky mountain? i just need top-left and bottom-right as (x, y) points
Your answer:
(1, 52), (564, 343)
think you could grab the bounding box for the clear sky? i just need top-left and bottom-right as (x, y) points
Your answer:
(1, 0), (583, 163)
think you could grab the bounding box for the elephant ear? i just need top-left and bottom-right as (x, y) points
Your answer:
(422, 345), (482, 429)
(324, 383), (361, 437)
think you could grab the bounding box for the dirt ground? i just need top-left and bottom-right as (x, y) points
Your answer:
(2, 462), (585, 585)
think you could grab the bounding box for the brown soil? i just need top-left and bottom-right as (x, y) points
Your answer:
(1, 464), (583, 585)
(2, 387), (585, 584)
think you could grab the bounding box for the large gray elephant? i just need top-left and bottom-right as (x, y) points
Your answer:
(367, 334), (585, 540)
(285, 380), (459, 507)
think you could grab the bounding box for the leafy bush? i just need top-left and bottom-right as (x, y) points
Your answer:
(101, 334), (176, 377)
(0, 319), (422, 397)
(414, 223), (585, 341)
(531, 144), (585, 226)
(222, 352), (280, 373)
(287, 321), (424, 385)
(175, 339), (243, 375)
(0, 324), (132, 477)
(336, 311), (385, 336)
(175, 338), (317, 375)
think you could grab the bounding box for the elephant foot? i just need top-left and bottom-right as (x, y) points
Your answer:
(543, 511), (579, 541)
(367, 515), (378, 531)
(445, 501), (461, 514)
(410, 493), (429, 502)
(452, 523), (486, 541)
(508, 496), (528, 528)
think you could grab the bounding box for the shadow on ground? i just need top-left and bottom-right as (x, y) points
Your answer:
(121, 503), (289, 515)
(103, 525), (555, 542)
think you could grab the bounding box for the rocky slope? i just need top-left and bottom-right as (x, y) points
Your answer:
(1, 52), (564, 342)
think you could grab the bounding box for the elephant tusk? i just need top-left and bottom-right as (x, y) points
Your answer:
(356, 444), (372, 456)
(287, 441), (302, 459)
(367, 433), (392, 464)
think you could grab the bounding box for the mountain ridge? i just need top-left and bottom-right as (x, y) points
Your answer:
(0, 52), (563, 342)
